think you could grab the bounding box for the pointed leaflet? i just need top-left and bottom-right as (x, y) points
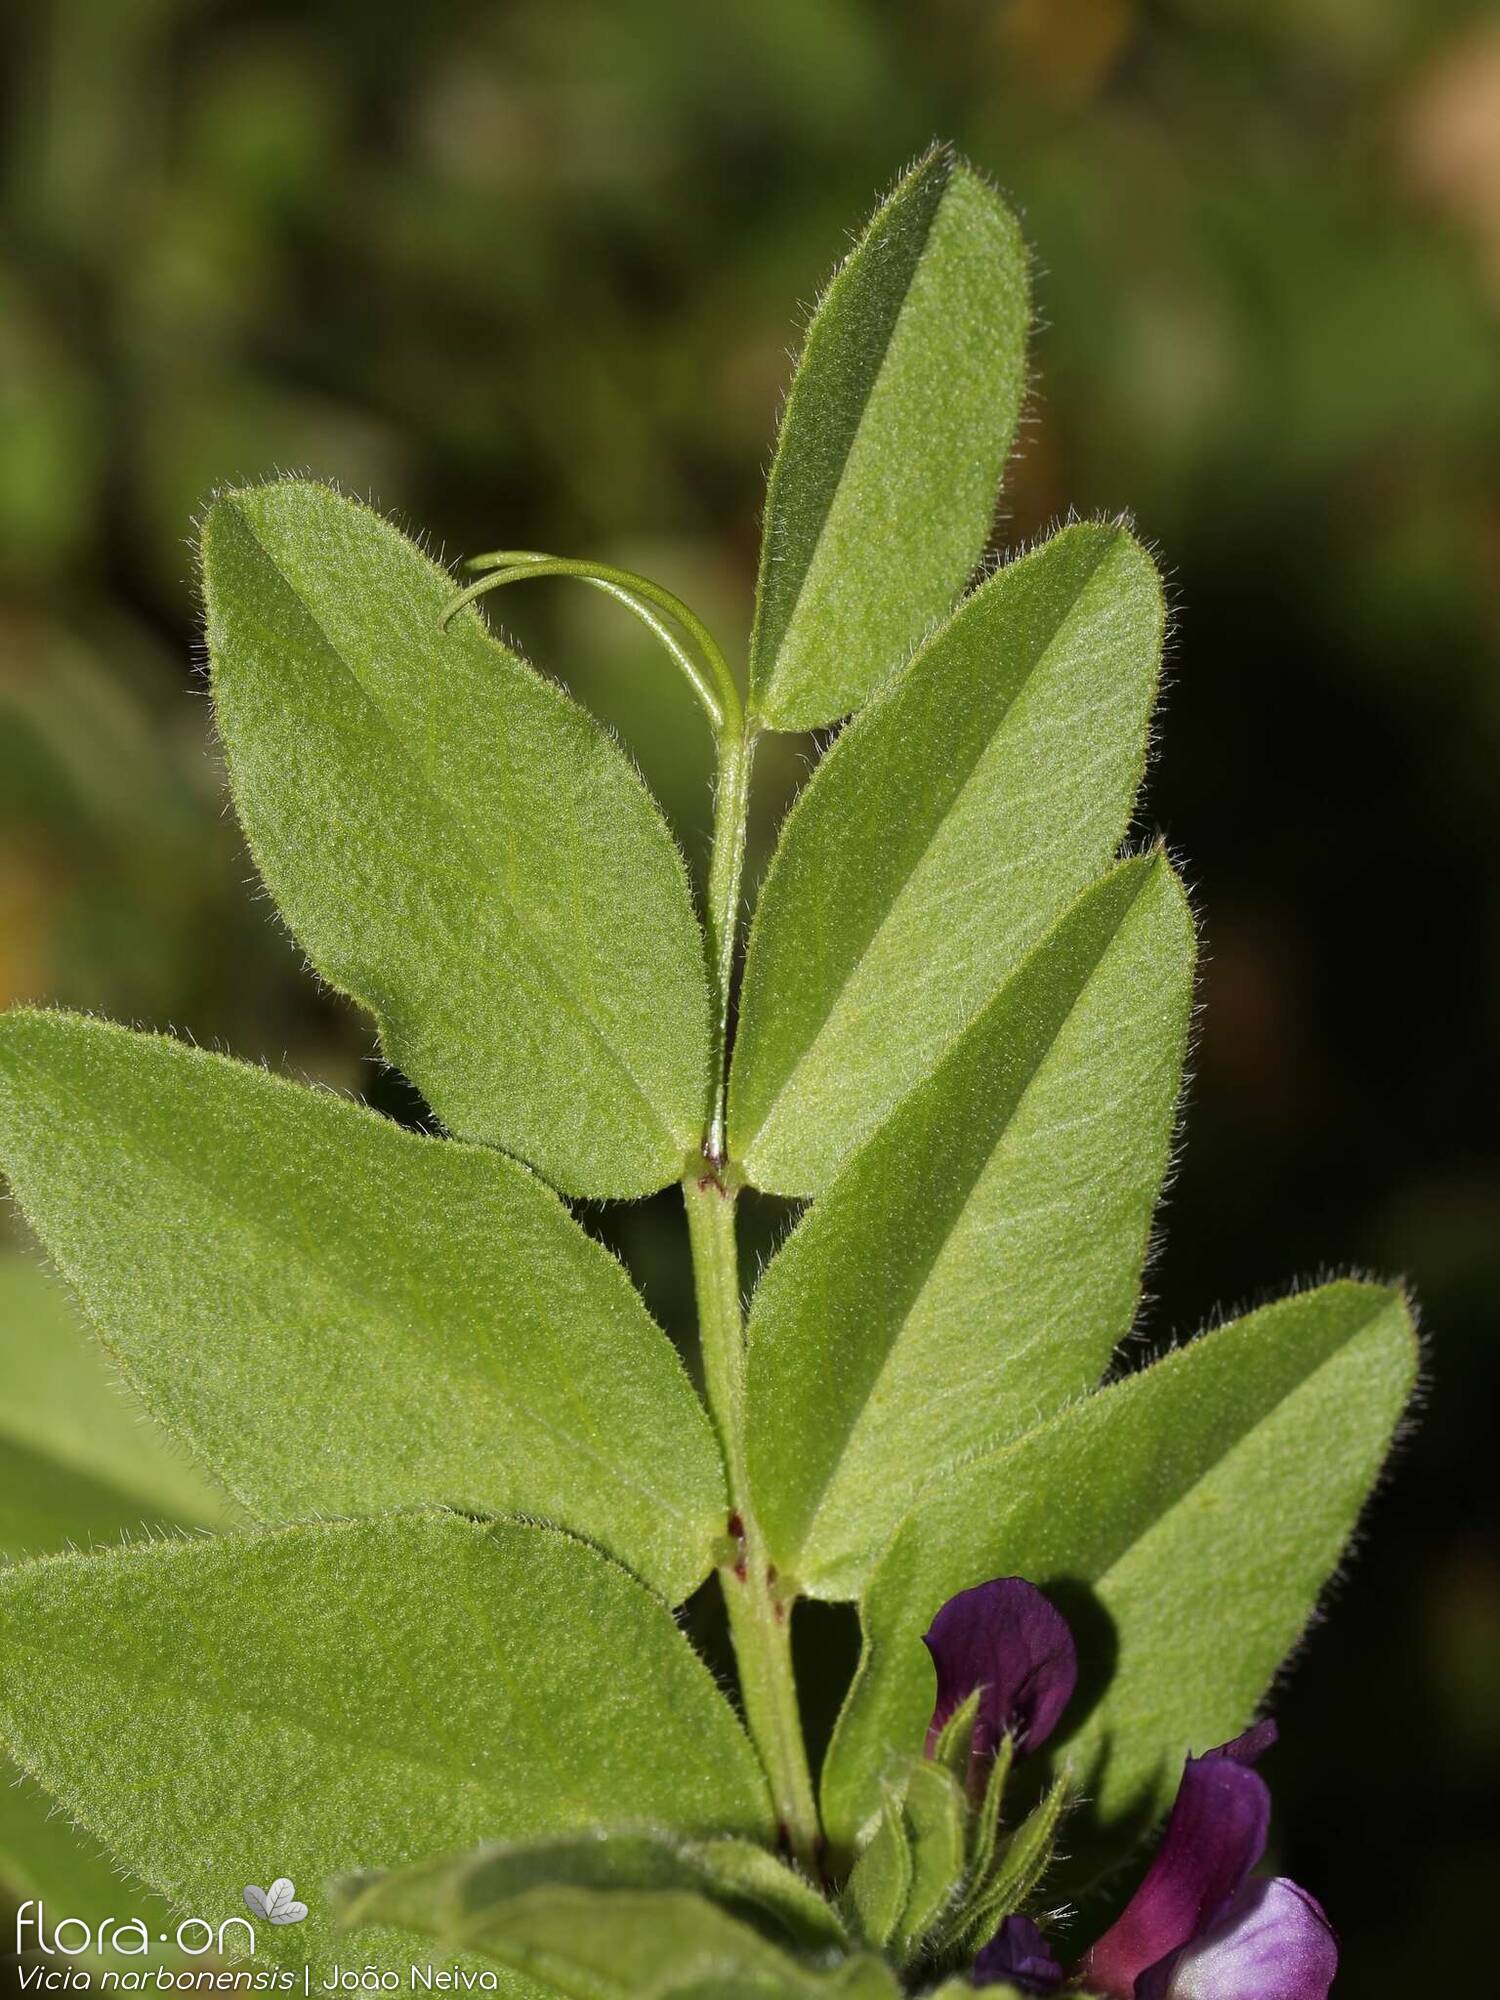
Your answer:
(337, 1830), (846, 1962)
(201, 478), (710, 1199)
(746, 856), (1193, 1599)
(0, 1514), (772, 1976)
(731, 523), (1164, 1195)
(750, 146), (1028, 730)
(0, 1012), (724, 1602)
(820, 1283), (1417, 1858)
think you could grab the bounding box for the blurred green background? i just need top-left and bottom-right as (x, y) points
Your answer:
(2, 0), (1498, 1989)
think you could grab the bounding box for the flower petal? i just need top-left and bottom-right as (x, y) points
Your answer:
(1075, 1751), (1270, 1998)
(924, 1578), (1078, 1762)
(1144, 1877), (1337, 2000)
(973, 1914), (1066, 1993)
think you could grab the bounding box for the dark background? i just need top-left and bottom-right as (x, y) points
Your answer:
(2, 1), (1498, 1990)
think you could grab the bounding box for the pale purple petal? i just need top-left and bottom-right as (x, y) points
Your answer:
(1146, 1877), (1337, 2000)
(924, 1578), (1078, 1763)
(972, 1915), (1065, 1993)
(1075, 1752), (1270, 1998)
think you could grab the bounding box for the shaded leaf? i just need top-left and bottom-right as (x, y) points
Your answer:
(0, 1010), (725, 1603)
(750, 146), (1028, 730)
(892, 1760), (966, 1958)
(202, 478), (710, 1198)
(338, 1830), (846, 1965)
(0, 1254), (228, 1558)
(821, 1283), (1417, 1863)
(732, 523), (1165, 1194)
(746, 856), (1193, 1598)
(0, 1513), (771, 1973)
(341, 1857), (889, 1999)
(841, 1786), (912, 1950)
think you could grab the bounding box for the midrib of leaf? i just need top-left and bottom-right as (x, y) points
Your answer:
(23, 1053), (699, 1537)
(779, 860), (1153, 1566)
(880, 1287), (1400, 1648)
(831, 1288), (1403, 1834)
(224, 516), (676, 1156)
(752, 154), (948, 690)
(739, 535), (1118, 1166)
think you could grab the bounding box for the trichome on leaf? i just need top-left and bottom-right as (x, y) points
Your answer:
(0, 142), (1415, 1999)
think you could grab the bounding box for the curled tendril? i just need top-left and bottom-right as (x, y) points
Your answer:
(438, 551), (741, 738)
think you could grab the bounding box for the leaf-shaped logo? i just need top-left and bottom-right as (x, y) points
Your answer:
(243, 1878), (309, 1925)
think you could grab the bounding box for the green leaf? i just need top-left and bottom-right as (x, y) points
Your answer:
(201, 478), (710, 1198)
(745, 855), (1193, 1598)
(338, 1830), (846, 1966)
(840, 1786), (911, 1951)
(731, 523), (1165, 1194)
(750, 146), (1029, 730)
(891, 1760), (966, 1958)
(820, 1282), (1417, 1861)
(0, 1010), (725, 1603)
(338, 1838), (888, 1998)
(0, 1513), (772, 1974)
(0, 1760), (184, 1962)
(0, 1253), (230, 1560)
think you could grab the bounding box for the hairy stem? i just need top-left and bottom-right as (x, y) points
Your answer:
(684, 1173), (820, 1872)
(704, 719), (756, 1165)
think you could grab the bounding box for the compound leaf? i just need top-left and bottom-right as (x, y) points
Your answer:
(202, 478), (710, 1199)
(820, 1283), (1417, 1865)
(751, 146), (1029, 730)
(0, 1514), (772, 1975)
(746, 856), (1193, 1599)
(731, 523), (1164, 1195)
(0, 1010), (724, 1603)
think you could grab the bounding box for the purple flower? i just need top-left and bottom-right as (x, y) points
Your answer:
(1076, 1723), (1338, 2000)
(973, 1915), (1066, 1993)
(928, 1579), (1339, 2000)
(923, 1577), (1078, 1774)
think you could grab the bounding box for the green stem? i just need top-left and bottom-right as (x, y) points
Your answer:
(704, 720), (756, 1166)
(683, 1174), (820, 1872)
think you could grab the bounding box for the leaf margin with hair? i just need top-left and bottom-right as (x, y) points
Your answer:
(0, 1007), (726, 1605)
(819, 1281), (1418, 1861)
(0, 1512), (773, 1977)
(731, 521), (1166, 1196)
(201, 476), (710, 1199)
(750, 144), (1030, 731)
(744, 853), (1194, 1599)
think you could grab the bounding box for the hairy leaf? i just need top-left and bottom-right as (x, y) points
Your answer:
(0, 1766), (187, 1966)
(892, 1760), (967, 1957)
(201, 478), (710, 1198)
(338, 1830), (846, 1963)
(0, 1254), (229, 1559)
(340, 1841), (886, 1998)
(0, 1514), (771, 1974)
(731, 523), (1164, 1194)
(820, 1283), (1417, 1861)
(842, 1787), (911, 1950)
(750, 146), (1028, 730)
(746, 856), (1193, 1598)
(0, 1010), (725, 1603)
